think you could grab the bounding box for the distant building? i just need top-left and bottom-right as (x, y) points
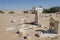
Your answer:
(32, 6), (43, 14)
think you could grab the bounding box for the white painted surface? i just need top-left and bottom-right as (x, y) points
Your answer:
(44, 33), (57, 38)
(6, 26), (16, 31)
(35, 7), (43, 13)
(19, 29), (25, 32)
(20, 19), (25, 21)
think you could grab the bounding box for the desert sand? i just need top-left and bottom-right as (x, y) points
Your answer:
(0, 10), (60, 40)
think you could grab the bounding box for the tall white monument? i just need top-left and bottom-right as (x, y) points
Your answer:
(32, 6), (43, 24)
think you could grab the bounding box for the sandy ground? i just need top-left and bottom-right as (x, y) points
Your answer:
(0, 11), (60, 40)
(0, 12), (36, 40)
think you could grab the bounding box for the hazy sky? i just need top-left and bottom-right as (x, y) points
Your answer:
(0, 0), (60, 10)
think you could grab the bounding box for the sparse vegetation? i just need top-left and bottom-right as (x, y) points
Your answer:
(0, 10), (4, 14)
(43, 9), (50, 13)
(9, 11), (15, 14)
(43, 6), (60, 13)
(23, 11), (28, 14)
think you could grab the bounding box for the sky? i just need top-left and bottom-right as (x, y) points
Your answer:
(0, 0), (60, 10)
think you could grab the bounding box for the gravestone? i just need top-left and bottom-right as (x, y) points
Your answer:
(49, 17), (55, 30)
(35, 11), (38, 25)
(49, 17), (60, 34)
(54, 21), (59, 34)
(33, 6), (43, 25)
